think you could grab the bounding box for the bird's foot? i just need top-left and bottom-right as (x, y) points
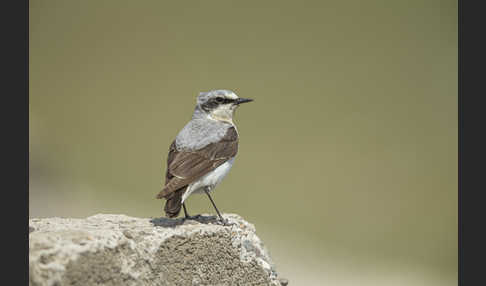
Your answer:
(183, 214), (202, 221)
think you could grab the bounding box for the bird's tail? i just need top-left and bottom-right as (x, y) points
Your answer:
(157, 187), (186, 218)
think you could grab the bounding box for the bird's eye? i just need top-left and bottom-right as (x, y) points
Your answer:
(215, 97), (224, 103)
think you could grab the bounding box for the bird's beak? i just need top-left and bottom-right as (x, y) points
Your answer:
(235, 98), (254, 105)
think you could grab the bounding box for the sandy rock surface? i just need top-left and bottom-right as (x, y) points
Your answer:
(29, 213), (286, 286)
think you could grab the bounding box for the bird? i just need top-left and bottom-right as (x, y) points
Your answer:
(155, 89), (253, 225)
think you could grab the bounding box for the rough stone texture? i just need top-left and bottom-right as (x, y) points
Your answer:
(29, 214), (285, 286)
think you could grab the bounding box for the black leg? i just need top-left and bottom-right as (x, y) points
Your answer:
(182, 203), (189, 218)
(203, 187), (228, 225)
(182, 203), (201, 220)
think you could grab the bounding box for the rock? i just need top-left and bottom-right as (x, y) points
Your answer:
(29, 213), (285, 286)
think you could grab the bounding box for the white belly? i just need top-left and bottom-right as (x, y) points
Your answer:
(181, 157), (235, 203)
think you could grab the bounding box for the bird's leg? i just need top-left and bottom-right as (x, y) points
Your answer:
(204, 187), (231, 226)
(182, 203), (201, 220)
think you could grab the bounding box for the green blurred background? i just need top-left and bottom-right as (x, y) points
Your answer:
(29, 0), (457, 285)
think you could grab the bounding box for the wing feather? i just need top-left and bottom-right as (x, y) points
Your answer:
(156, 127), (238, 199)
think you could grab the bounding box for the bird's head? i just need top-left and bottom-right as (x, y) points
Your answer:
(195, 90), (253, 123)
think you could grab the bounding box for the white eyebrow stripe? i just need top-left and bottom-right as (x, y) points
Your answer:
(226, 92), (238, 100)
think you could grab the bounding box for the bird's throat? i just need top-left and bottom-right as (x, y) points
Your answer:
(209, 110), (234, 125)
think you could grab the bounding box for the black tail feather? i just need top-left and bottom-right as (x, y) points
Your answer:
(163, 187), (186, 218)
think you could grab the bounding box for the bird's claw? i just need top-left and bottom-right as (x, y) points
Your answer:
(183, 214), (202, 221)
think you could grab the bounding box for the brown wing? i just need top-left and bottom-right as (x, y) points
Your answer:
(156, 126), (238, 199)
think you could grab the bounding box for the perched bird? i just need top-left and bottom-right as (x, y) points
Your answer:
(156, 90), (253, 225)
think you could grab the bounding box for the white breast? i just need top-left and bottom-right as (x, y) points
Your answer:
(181, 157), (235, 203)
